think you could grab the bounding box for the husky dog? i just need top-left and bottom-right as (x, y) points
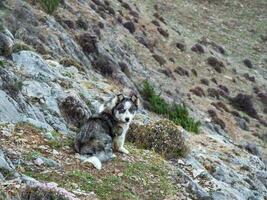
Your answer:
(74, 93), (139, 170)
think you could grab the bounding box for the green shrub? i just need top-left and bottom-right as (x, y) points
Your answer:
(40, 0), (60, 14)
(141, 81), (200, 133)
(0, 60), (4, 68)
(128, 119), (189, 158)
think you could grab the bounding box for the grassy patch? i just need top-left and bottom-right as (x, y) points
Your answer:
(141, 81), (200, 133)
(22, 146), (179, 200)
(46, 131), (73, 150)
(67, 170), (95, 192)
(59, 57), (85, 72)
(15, 122), (44, 134)
(24, 150), (42, 161)
(0, 60), (5, 68)
(13, 41), (35, 53)
(39, 0), (60, 14)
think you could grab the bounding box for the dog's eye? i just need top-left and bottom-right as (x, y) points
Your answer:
(119, 108), (125, 113)
(129, 107), (136, 113)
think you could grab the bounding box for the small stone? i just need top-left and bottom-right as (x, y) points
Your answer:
(34, 157), (44, 166)
(177, 159), (185, 165)
(52, 149), (59, 155)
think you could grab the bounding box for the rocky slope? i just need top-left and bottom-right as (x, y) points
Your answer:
(0, 0), (266, 199)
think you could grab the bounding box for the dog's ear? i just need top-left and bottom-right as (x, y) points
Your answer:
(100, 94), (125, 113)
(109, 94), (124, 107)
(117, 94), (124, 102)
(130, 94), (140, 108)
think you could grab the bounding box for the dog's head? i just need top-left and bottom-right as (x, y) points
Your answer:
(107, 94), (139, 123)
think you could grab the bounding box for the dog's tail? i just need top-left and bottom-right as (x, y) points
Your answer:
(81, 156), (102, 170)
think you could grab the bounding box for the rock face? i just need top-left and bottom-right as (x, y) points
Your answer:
(0, 0), (266, 199)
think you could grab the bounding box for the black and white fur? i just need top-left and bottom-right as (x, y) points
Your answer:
(74, 94), (139, 170)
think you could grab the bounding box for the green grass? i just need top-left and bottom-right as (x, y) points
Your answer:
(0, 60), (4, 68)
(46, 131), (73, 150)
(23, 154), (178, 200)
(24, 150), (42, 161)
(67, 170), (95, 192)
(40, 0), (60, 14)
(141, 81), (200, 133)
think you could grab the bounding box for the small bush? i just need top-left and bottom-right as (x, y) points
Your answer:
(141, 81), (200, 133)
(40, 0), (60, 14)
(128, 120), (189, 158)
(230, 93), (258, 118)
(0, 60), (4, 68)
(190, 86), (205, 97)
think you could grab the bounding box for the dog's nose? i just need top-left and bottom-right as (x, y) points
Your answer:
(125, 118), (129, 122)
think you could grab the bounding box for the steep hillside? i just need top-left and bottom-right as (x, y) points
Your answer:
(0, 0), (266, 199)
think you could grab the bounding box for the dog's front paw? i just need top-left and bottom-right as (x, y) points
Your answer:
(118, 147), (129, 154)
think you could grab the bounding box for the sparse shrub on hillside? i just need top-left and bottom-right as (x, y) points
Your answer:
(159, 68), (176, 80)
(98, 21), (104, 29)
(191, 43), (205, 54)
(200, 78), (209, 86)
(130, 10), (139, 18)
(191, 69), (198, 76)
(128, 119), (189, 158)
(76, 17), (88, 30)
(230, 93), (258, 118)
(207, 109), (226, 129)
(123, 21), (135, 34)
(152, 54), (166, 65)
(174, 66), (189, 77)
(243, 73), (255, 82)
(78, 33), (98, 54)
(92, 54), (117, 77)
(117, 16), (123, 23)
(207, 56), (225, 73)
(13, 41), (35, 53)
(243, 59), (253, 68)
(40, 0), (60, 14)
(211, 101), (229, 112)
(176, 41), (186, 51)
(141, 81), (200, 133)
(153, 13), (166, 24)
(151, 20), (160, 27)
(157, 27), (169, 38)
(59, 57), (84, 72)
(121, 2), (132, 10)
(210, 78), (217, 84)
(207, 88), (220, 99)
(190, 86), (205, 97)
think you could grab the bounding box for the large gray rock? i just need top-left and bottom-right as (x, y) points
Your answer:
(0, 90), (23, 122)
(12, 51), (57, 81)
(0, 149), (15, 173)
